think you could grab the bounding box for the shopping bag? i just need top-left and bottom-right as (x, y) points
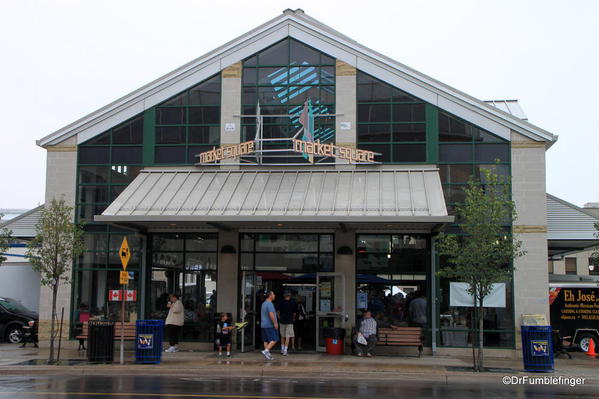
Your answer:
(357, 333), (367, 346)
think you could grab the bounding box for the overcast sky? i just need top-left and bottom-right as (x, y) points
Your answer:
(1, 0), (597, 210)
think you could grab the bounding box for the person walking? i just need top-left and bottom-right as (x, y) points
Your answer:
(277, 291), (296, 356)
(260, 291), (279, 360)
(165, 293), (184, 353)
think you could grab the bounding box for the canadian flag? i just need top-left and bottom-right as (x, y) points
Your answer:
(108, 290), (137, 302)
(109, 290), (122, 301)
(125, 290), (137, 302)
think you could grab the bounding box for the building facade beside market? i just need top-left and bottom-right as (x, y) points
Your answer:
(36, 9), (557, 356)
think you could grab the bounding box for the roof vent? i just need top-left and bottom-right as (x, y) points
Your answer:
(282, 8), (294, 14)
(294, 8), (305, 14)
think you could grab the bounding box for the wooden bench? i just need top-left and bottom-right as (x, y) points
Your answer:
(378, 326), (424, 357)
(75, 322), (137, 350)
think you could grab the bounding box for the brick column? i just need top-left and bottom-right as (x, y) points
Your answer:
(335, 60), (356, 167)
(38, 136), (78, 345)
(511, 132), (549, 348)
(220, 62), (242, 167)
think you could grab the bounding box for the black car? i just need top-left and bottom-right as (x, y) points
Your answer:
(0, 297), (38, 344)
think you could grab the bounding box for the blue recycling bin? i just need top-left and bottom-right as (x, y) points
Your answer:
(521, 325), (554, 372)
(135, 320), (164, 364)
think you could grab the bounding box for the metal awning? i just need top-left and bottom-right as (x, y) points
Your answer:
(95, 167), (453, 225)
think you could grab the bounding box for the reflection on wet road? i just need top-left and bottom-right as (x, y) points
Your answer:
(0, 375), (595, 398)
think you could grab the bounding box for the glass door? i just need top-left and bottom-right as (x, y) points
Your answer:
(316, 272), (346, 352)
(239, 271), (257, 352)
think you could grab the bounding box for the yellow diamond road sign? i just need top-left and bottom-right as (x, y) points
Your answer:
(119, 237), (131, 270)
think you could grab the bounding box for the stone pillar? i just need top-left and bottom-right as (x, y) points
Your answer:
(220, 62), (242, 167)
(334, 230), (356, 330)
(216, 230), (239, 321)
(38, 136), (78, 344)
(335, 60), (356, 168)
(511, 132), (549, 348)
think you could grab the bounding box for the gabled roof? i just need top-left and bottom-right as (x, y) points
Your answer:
(547, 194), (599, 241)
(0, 205), (44, 238)
(37, 9), (557, 148)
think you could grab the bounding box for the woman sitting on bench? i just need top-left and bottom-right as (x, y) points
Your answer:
(353, 311), (378, 357)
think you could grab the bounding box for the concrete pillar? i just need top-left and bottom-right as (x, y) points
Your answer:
(216, 230), (239, 321)
(220, 62), (242, 167)
(576, 251), (591, 275)
(334, 230), (356, 330)
(335, 60), (356, 167)
(511, 132), (550, 348)
(38, 136), (78, 344)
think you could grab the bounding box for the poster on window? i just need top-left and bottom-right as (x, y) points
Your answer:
(320, 299), (331, 313)
(357, 292), (368, 309)
(320, 282), (331, 299)
(449, 282), (506, 308)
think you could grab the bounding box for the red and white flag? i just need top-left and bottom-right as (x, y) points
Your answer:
(109, 290), (122, 301)
(125, 290), (137, 302)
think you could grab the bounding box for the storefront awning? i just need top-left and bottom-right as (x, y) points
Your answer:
(95, 168), (453, 225)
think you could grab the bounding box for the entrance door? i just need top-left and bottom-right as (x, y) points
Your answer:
(239, 271), (257, 352)
(316, 272), (346, 352)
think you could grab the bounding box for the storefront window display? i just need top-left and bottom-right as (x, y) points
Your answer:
(356, 234), (430, 334)
(438, 276), (514, 348)
(149, 233), (217, 342)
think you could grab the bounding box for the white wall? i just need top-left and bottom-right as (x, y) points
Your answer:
(0, 263), (41, 312)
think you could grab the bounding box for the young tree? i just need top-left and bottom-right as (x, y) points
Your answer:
(26, 199), (84, 364)
(438, 166), (525, 372)
(0, 213), (13, 267)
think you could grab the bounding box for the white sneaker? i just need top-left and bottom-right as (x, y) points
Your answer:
(165, 346), (175, 353)
(173, 347), (179, 353)
(282, 351), (288, 356)
(261, 349), (269, 359)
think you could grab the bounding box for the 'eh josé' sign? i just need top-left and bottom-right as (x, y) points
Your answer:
(197, 139), (376, 164)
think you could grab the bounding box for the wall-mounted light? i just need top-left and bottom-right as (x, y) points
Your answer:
(220, 245), (237, 254)
(336, 246), (353, 255)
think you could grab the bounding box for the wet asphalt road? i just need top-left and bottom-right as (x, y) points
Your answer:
(0, 375), (595, 398)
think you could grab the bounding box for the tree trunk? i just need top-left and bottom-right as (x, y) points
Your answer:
(478, 296), (484, 371)
(471, 304), (477, 371)
(471, 286), (478, 372)
(49, 282), (58, 364)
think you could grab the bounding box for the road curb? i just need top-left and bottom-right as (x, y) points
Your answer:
(1, 365), (598, 385)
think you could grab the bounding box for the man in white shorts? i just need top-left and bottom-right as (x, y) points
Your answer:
(276, 291), (296, 356)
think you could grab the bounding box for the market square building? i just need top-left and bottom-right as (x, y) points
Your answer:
(36, 9), (557, 356)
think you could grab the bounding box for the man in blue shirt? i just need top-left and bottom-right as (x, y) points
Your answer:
(260, 291), (279, 360)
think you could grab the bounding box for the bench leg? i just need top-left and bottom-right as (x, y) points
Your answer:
(418, 345), (423, 357)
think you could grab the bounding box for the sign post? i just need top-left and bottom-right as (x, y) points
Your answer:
(118, 237), (131, 365)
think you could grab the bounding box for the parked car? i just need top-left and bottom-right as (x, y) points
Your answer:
(0, 297), (38, 344)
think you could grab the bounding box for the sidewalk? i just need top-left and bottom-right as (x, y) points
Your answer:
(1, 344), (597, 384)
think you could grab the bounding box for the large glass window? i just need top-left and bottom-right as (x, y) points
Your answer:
(357, 234), (429, 274)
(240, 233), (333, 272)
(241, 38), (335, 163)
(154, 74), (222, 164)
(438, 276), (514, 348)
(355, 234), (430, 339)
(149, 233), (217, 342)
(437, 111), (510, 213)
(356, 71), (426, 163)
